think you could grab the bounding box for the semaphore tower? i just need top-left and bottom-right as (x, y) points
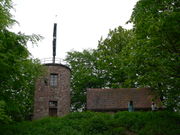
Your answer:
(33, 23), (71, 119)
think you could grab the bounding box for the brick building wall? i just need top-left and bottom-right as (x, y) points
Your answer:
(87, 88), (162, 112)
(33, 63), (71, 119)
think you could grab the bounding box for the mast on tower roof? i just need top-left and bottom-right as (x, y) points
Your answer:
(52, 23), (57, 63)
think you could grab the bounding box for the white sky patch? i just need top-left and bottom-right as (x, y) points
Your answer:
(11, 0), (138, 59)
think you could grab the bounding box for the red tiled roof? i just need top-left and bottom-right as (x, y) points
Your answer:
(87, 88), (160, 111)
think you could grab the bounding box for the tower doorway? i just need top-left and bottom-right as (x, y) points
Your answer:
(49, 108), (57, 116)
(49, 101), (58, 117)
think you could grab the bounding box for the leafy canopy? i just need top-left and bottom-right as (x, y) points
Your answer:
(65, 0), (179, 111)
(65, 27), (133, 111)
(0, 0), (43, 121)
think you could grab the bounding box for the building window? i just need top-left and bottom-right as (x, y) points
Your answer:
(50, 73), (58, 86)
(44, 78), (48, 86)
(128, 100), (134, 112)
(49, 101), (57, 108)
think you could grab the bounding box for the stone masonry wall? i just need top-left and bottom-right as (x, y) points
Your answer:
(33, 64), (71, 119)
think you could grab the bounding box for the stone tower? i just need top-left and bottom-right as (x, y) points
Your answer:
(33, 63), (71, 119)
(33, 23), (71, 119)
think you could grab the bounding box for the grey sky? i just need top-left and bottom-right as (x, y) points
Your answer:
(12, 0), (138, 60)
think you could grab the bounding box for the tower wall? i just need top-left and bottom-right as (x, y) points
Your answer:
(33, 63), (71, 119)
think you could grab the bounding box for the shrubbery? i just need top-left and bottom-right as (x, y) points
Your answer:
(0, 101), (12, 124)
(0, 111), (179, 135)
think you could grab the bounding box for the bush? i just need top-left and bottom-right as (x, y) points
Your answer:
(0, 100), (12, 124)
(84, 113), (111, 134)
(0, 111), (179, 135)
(114, 111), (146, 132)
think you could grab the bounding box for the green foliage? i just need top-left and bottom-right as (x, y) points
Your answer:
(0, 0), (15, 29)
(65, 49), (104, 110)
(114, 111), (180, 135)
(65, 0), (179, 111)
(84, 113), (111, 134)
(95, 27), (134, 88)
(65, 27), (133, 111)
(126, 0), (180, 110)
(0, 111), (179, 135)
(0, 100), (12, 124)
(0, 0), (43, 121)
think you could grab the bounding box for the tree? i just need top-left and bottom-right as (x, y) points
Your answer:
(0, 101), (12, 124)
(66, 0), (179, 111)
(0, 0), (43, 121)
(65, 27), (133, 111)
(95, 27), (134, 88)
(0, 0), (15, 29)
(65, 49), (104, 111)
(123, 0), (180, 110)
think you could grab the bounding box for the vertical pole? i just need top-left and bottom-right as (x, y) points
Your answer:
(53, 23), (57, 63)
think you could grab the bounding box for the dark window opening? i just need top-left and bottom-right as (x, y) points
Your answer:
(49, 101), (57, 108)
(50, 73), (58, 87)
(44, 78), (48, 86)
(128, 100), (134, 112)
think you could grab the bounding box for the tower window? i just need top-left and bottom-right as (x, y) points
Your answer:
(49, 101), (57, 108)
(44, 78), (48, 86)
(50, 73), (58, 86)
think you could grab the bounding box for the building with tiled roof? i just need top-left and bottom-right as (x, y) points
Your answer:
(87, 88), (162, 112)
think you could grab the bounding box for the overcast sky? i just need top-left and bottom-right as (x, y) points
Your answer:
(12, 0), (138, 60)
